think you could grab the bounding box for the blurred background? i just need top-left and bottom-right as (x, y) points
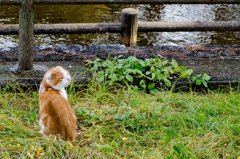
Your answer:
(0, 4), (239, 47)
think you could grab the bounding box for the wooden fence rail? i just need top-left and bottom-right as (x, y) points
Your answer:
(0, 0), (239, 70)
(1, 21), (240, 34)
(1, 0), (240, 4)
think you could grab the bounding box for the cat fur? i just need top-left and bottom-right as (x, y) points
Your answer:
(39, 66), (76, 142)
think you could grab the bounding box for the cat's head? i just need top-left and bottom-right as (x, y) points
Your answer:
(42, 66), (71, 91)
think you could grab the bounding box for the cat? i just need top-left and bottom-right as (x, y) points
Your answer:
(39, 66), (76, 142)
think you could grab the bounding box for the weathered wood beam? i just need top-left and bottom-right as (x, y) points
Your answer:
(34, 23), (122, 34)
(0, 0), (20, 5)
(30, 0), (240, 4)
(0, 23), (122, 34)
(120, 8), (138, 47)
(18, 0), (34, 70)
(0, 0), (240, 5)
(1, 21), (240, 35)
(138, 21), (240, 32)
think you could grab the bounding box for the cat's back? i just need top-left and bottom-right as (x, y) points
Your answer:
(40, 89), (72, 115)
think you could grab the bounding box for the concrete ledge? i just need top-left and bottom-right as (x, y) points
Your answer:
(0, 44), (240, 88)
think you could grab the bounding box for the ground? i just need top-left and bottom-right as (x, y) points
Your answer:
(1, 82), (240, 158)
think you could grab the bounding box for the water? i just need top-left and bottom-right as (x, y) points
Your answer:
(0, 4), (239, 47)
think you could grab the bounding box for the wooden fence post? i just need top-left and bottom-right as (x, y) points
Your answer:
(120, 8), (138, 47)
(18, 0), (34, 70)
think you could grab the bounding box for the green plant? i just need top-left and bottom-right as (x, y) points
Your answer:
(192, 73), (211, 87)
(164, 127), (196, 158)
(86, 56), (211, 93)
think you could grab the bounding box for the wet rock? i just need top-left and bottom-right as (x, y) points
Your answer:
(88, 44), (127, 53)
(221, 50), (236, 56)
(88, 44), (129, 59)
(1, 44), (240, 62)
(128, 46), (154, 59)
(8, 63), (48, 76)
(151, 46), (161, 51)
(205, 45), (222, 48)
(231, 45), (240, 48)
(161, 45), (184, 52)
(54, 44), (71, 54)
(0, 47), (18, 62)
(210, 49), (218, 54)
(223, 45), (230, 48)
(34, 45), (54, 52)
(70, 45), (88, 54)
(0, 47), (18, 54)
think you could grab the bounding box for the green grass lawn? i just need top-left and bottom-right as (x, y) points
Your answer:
(1, 83), (240, 158)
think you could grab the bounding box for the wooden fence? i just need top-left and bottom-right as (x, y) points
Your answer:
(0, 0), (240, 70)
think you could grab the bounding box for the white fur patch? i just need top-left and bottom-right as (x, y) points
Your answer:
(39, 118), (45, 134)
(59, 88), (68, 100)
(39, 113), (47, 131)
(51, 67), (71, 99)
(45, 73), (52, 85)
(39, 83), (42, 94)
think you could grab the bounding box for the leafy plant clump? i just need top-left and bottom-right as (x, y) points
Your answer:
(86, 56), (211, 93)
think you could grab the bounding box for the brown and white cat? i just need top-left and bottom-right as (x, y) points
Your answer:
(39, 66), (76, 142)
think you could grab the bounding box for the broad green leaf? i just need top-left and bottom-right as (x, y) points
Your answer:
(139, 61), (145, 67)
(146, 71), (151, 75)
(192, 76), (197, 82)
(126, 74), (133, 82)
(148, 83), (155, 90)
(117, 64), (123, 69)
(76, 108), (89, 115)
(201, 73), (211, 81)
(164, 78), (171, 87)
(89, 143), (101, 148)
(150, 66), (155, 71)
(110, 141), (119, 149)
(122, 113), (129, 120)
(172, 59), (178, 69)
(165, 66), (173, 72)
(88, 112), (96, 117)
(201, 80), (208, 87)
(151, 73), (156, 80)
(187, 69), (193, 74)
(132, 63), (142, 71)
(31, 111), (36, 121)
(113, 114), (122, 120)
(125, 69), (133, 73)
(179, 72), (187, 79)
(196, 79), (201, 85)
(180, 69), (192, 79)
(149, 88), (159, 94)
(119, 76), (124, 81)
(179, 66), (187, 72)
(136, 70), (144, 76)
(127, 56), (136, 62)
(108, 110), (116, 114)
(97, 76), (104, 83)
(108, 74), (117, 82)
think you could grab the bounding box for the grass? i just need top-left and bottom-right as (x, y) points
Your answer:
(1, 81), (240, 158)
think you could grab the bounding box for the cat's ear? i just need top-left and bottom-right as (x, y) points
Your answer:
(45, 73), (52, 80)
